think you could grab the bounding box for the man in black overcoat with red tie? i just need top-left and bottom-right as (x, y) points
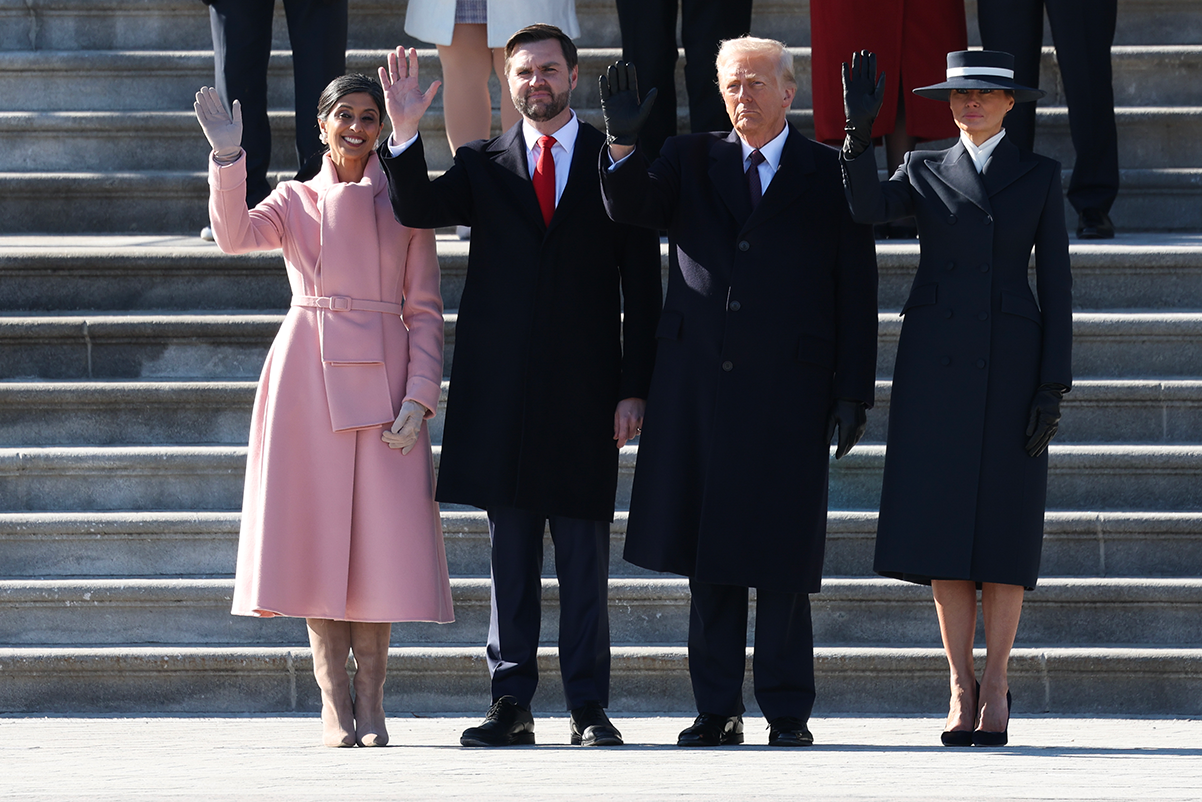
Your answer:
(377, 25), (661, 747)
(599, 36), (878, 747)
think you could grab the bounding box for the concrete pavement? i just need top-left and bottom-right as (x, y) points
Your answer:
(2, 715), (1200, 800)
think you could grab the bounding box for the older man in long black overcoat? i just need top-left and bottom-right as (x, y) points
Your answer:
(599, 37), (878, 746)
(378, 26), (661, 747)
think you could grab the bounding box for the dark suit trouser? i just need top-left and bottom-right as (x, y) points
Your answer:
(978, 0), (1119, 214)
(208, 0), (347, 205)
(486, 507), (611, 710)
(687, 578), (816, 721)
(615, 0), (753, 159)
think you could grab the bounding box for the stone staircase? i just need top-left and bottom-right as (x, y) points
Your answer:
(1, 0), (1200, 716)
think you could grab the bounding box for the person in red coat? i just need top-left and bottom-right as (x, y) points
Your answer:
(811, 0), (967, 236)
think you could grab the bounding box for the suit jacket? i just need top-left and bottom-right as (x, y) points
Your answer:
(380, 121), (661, 522)
(842, 137), (1072, 588)
(601, 126), (879, 593)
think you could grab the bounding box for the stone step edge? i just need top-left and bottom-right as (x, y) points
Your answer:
(3, 576), (1200, 604)
(5, 377), (1202, 405)
(4, 508), (1202, 537)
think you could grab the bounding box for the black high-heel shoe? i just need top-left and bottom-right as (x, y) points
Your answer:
(941, 680), (978, 747)
(973, 690), (1013, 747)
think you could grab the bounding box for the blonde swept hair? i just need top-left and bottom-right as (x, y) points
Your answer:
(715, 36), (796, 88)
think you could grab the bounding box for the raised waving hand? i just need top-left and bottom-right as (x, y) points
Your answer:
(378, 47), (442, 146)
(194, 86), (243, 164)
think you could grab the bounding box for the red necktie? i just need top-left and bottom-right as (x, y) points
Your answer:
(534, 135), (557, 226)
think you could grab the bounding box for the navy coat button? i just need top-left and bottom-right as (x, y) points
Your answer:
(945, 261), (955, 271)
(984, 215), (993, 225)
(980, 263), (990, 272)
(978, 312), (988, 321)
(722, 360), (734, 371)
(729, 300), (741, 311)
(738, 241), (750, 251)
(941, 356), (951, 366)
(947, 214), (957, 224)
(944, 309), (953, 318)
(976, 359), (986, 368)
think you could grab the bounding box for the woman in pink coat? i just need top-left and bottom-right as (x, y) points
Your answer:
(195, 74), (453, 748)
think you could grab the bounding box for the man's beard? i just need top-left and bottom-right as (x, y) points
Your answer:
(515, 87), (571, 122)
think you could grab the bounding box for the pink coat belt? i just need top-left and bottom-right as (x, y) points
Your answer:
(291, 295), (402, 316)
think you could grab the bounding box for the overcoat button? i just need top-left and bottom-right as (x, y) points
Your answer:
(722, 360), (734, 371)
(980, 263), (990, 272)
(976, 359), (986, 368)
(941, 356), (951, 366)
(978, 312), (988, 321)
(944, 310), (953, 318)
(984, 215), (993, 225)
(945, 261), (955, 271)
(947, 214), (957, 224)
(729, 300), (741, 311)
(738, 241), (750, 251)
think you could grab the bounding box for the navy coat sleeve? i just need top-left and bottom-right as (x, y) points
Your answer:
(1032, 159), (1073, 389)
(598, 140), (682, 231)
(615, 223), (663, 401)
(840, 146), (918, 225)
(378, 135), (474, 229)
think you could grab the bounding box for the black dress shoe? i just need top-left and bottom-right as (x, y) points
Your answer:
(1077, 209), (1115, 239)
(676, 713), (744, 746)
(942, 680), (979, 747)
(569, 701), (623, 746)
(459, 696), (536, 747)
(973, 690), (1013, 747)
(767, 716), (814, 747)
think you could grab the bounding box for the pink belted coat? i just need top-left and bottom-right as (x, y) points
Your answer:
(210, 151), (454, 624)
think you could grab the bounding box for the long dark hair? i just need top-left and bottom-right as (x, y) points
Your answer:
(295, 74), (387, 181)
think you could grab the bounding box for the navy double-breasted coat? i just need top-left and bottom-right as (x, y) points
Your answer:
(842, 136), (1072, 588)
(601, 127), (879, 593)
(380, 123), (662, 522)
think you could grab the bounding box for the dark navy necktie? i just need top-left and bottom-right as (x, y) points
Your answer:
(747, 149), (766, 209)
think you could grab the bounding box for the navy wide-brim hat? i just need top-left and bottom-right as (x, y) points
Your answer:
(913, 50), (1046, 103)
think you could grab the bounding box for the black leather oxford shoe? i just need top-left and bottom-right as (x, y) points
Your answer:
(767, 716), (814, 747)
(460, 696), (536, 747)
(1077, 209), (1115, 239)
(676, 713), (744, 746)
(569, 701), (624, 746)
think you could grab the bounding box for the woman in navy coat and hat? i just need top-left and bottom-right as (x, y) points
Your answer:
(840, 50), (1072, 747)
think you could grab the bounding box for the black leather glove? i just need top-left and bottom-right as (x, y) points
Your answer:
(598, 60), (658, 147)
(841, 50), (886, 160)
(1025, 383), (1068, 457)
(826, 398), (868, 460)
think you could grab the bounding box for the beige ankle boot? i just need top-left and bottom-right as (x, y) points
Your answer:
(350, 622), (392, 747)
(306, 618), (355, 748)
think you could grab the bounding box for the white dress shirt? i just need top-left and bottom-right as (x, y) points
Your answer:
(960, 128), (1006, 174)
(738, 122), (789, 193)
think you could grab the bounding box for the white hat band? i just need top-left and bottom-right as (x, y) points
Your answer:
(946, 66), (1015, 79)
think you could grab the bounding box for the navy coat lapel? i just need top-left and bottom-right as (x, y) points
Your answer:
(709, 131), (753, 229)
(928, 142), (992, 216)
(487, 123), (546, 230)
(743, 126), (816, 234)
(981, 136), (1039, 198)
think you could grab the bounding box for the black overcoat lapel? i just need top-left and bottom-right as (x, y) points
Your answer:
(928, 142), (993, 216)
(708, 131), (753, 229)
(547, 123), (601, 233)
(742, 126), (816, 234)
(487, 123), (546, 231)
(981, 137), (1039, 198)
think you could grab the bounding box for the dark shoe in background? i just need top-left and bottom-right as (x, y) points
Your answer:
(676, 713), (744, 746)
(459, 696), (536, 747)
(1078, 209), (1116, 239)
(569, 701), (624, 746)
(767, 716), (814, 747)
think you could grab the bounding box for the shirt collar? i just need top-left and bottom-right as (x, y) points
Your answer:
(738, 123), (790, 171)
(522, 111), (579, 157)
(960, 128), (1006, 173)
